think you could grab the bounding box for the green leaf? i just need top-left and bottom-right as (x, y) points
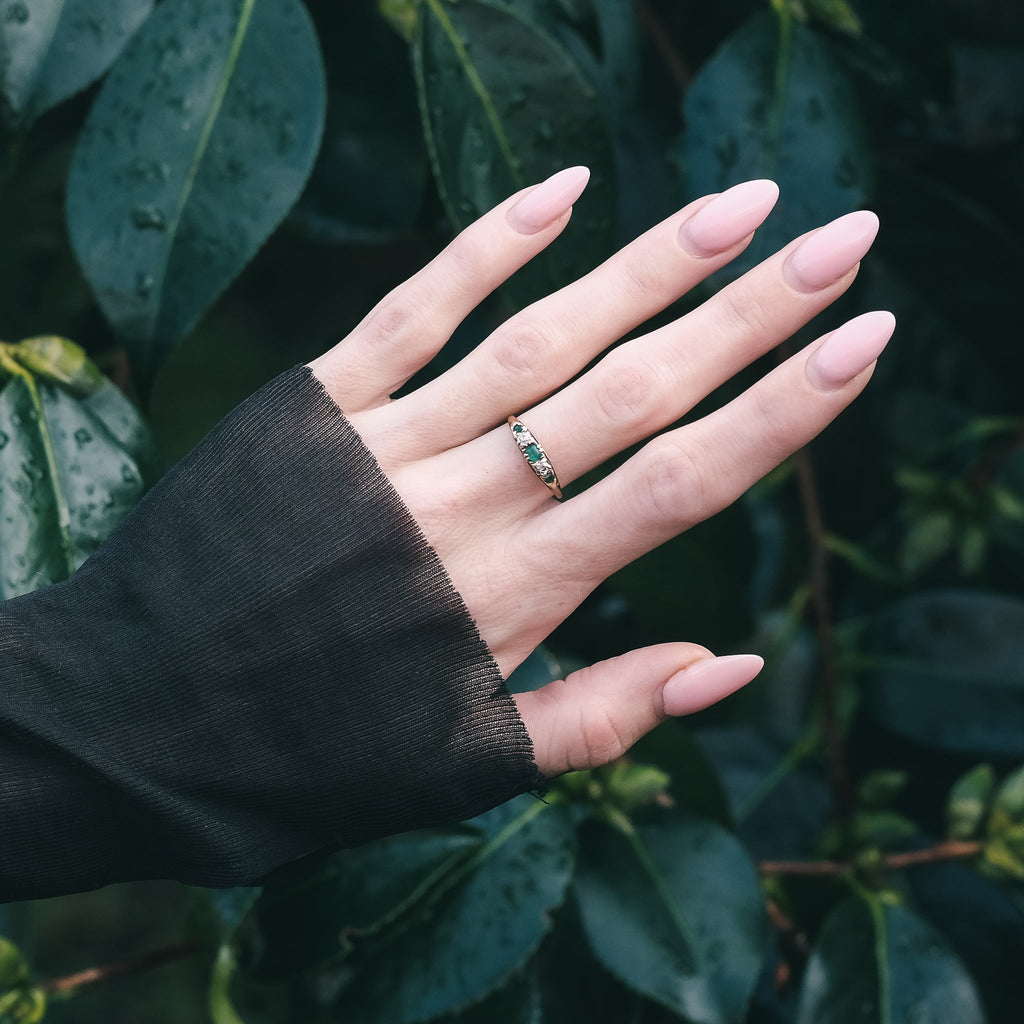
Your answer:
(0, 339), (155, 600)
(991, 765), (1024, 829)
(413, 0), (615, 304)
(208, 945), (247, 1024)
(0, 988), (44, 1023)
(433, 969), (541, 1024)
(796, 895), (987, 1024)
(8, 336), (105, 396)
(680, 11), (872, 275)
(504, 0), (641, 124)
(857, 770), (908, 809)
(900, 509), (956, 575)
(947, 764), (995, 841)
(202, 888), (261, 1024)
(0, 938), (28, 991)
(863, 590), (1024, 758)
(333, 796), (576, 1024)
(574, 810), (770, 1024)
(255, 829), (482, 974)
(0, 0), (153, 124)
(66, 0), (326, 375)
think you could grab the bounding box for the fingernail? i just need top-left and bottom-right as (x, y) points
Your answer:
(784, 210), (879, 292)
(678, 180), (780, 257)
(806, 310), (896, 391)
(662, 654), (764, 717)
(506, 166), (591, 235)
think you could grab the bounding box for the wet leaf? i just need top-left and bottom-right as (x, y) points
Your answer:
(333, 796), (576, 1023)
(433, 969), (542, 1024)
(680, 11), (872, 275)
(0, 0), (153, 124)
(796, 895), (986, 1024)
(413, 0), (615, 305)
(66, 0), (326, 376)
(0, 338), (155, 600)
(863, 590), (1024, 758)
(574, 809), (770, 1024)
(255, 829), (482, 974)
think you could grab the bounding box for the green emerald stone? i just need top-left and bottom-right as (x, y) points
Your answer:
(524, 443), (542, 463)
(542, 470), (556, 483)
(511, 422), (524, 434)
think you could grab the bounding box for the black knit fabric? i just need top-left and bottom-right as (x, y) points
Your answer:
(0, 366), (543, 902)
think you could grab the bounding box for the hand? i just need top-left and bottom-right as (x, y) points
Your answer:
(308, 168), (892, 778)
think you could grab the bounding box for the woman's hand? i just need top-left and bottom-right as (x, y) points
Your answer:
(308, 168), (892, 778)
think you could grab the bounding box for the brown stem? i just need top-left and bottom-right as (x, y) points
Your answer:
(792, 444), (853, 824)
(38, 939), (204, 998)
(759, 858), (846, 877)
(884, 840), (982, 869)
(758, 840), (983, 877)
(632, 0), (691, 92)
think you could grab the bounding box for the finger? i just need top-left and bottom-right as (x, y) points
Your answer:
(463, 209), (880, 495)
(309, 166), (591, 412)
(384, 180), (781, 451)
(514, 645), (763, 777)
(547, 310), (896, 584)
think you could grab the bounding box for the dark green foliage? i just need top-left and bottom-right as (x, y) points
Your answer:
(681, 11), (873, 274)
(0, 336), (156, 599)
(796, 896), (986, 1024)
(65, 0), (326, 375)
(1, 0), (1024, 1021)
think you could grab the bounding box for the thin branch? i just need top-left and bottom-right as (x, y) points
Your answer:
(39, 939), (204, 998)
(758, 840), (983, 878)
(884, 840), (981, 869)
(759, 857), (845, 877)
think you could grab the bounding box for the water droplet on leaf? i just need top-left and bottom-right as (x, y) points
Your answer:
(135, 272), (155, 298)
(131, 205), (167, 231)
(4, 2), (29, 24)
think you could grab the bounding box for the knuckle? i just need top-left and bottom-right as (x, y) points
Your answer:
(618, 251), (668, 301)
(363, 293), (422, 351)
(592, 354), (667, 430)
(752, 385), (795, 457)
(444, 227), (487, 283)
(719, 284), (774, 340)
(638, 436), (712, 527)
(579, 701), (631, 769)
(490, 318), (559, 379)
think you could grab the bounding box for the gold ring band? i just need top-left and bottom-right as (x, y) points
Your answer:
(508, 415), (563, 500)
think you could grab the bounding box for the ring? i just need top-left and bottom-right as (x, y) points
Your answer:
(507, 416), (563, 500)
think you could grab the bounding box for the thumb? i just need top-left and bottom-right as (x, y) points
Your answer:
(514, 644), (763, 778)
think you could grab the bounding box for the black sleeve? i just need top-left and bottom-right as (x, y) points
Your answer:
(0, 365), (544, 902)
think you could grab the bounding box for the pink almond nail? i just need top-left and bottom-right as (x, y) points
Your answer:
(806, 310), (896, 391)
(506, 166), (591, 235)
(662, 654), (764, 716)
(679, 179), (780, 257)
(784, 210), (880, 292)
